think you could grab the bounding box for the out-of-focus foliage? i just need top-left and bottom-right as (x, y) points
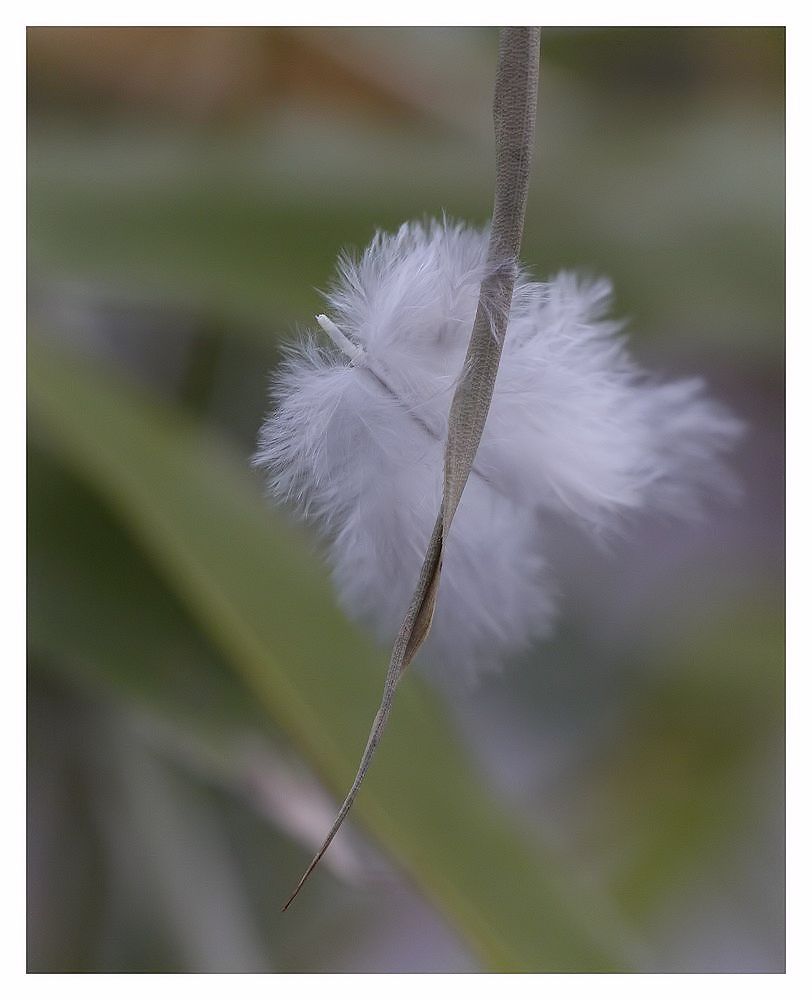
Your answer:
(27, 27), (784, 973)
(29, 337), (634, 971)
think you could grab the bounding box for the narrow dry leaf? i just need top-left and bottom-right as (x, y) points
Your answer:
(276, 26), (542, 908)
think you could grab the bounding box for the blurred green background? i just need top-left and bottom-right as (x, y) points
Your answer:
(27, 27), (784, 973)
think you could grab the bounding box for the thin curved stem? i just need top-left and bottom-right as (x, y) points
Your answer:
(283, 26), (540, 910)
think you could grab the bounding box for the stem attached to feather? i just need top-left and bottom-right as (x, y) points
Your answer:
(282, 26), (540, 911)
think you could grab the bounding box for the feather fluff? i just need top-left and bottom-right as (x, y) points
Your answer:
(254, 219), (743, 675)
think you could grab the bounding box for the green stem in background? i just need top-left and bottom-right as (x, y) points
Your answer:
(282, 26), (541, 911)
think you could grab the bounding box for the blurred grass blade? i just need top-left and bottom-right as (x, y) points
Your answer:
(28, 335), (634, 971)
(28, 444), (279, 761)
(28, 447), (378, 887)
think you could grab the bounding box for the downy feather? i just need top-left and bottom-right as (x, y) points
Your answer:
(254, 219), (743, 675)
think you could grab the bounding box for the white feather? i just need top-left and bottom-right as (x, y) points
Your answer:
(254, 219), (743, 675)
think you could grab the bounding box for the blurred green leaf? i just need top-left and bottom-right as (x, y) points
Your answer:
(28, 444), (275, 762)
(28, 70), (784, 358)
(28, 335), (636, 972)
(27, 126), (486, 334)
(27, 667), (279, 973)
(605, 605), (784, 918)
